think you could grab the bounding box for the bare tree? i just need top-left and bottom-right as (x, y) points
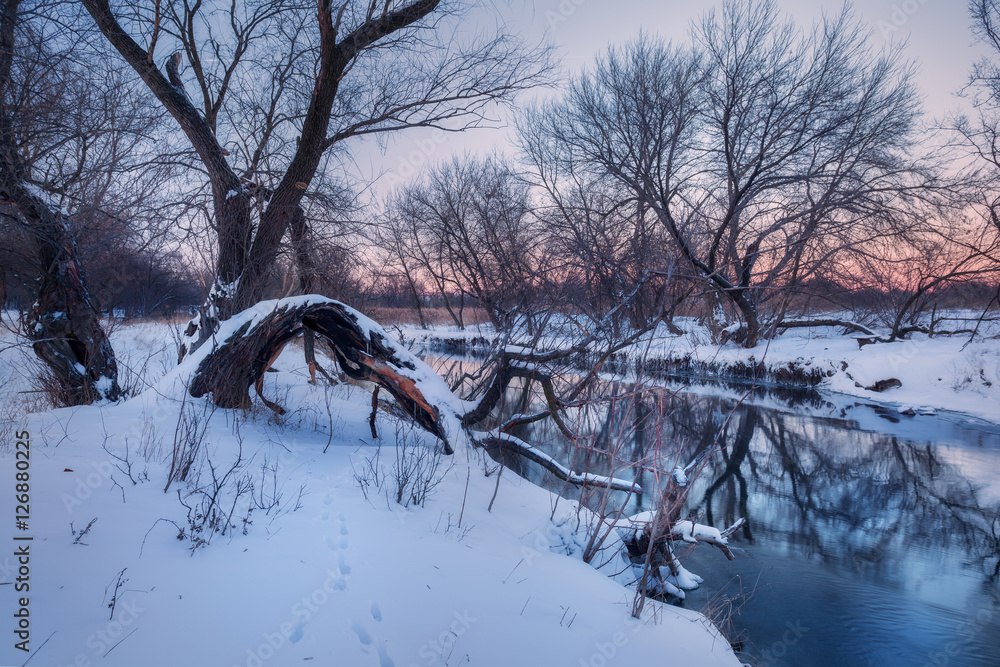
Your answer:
(382, 154), (541, 331)
(525, 1), (940, 347)
(950, 0), (1000, 320)
(518, 121), (687, 334)
(0, 0), (175, 403)
(823, 210), (1000, 340)
(80, 0), (552, 360)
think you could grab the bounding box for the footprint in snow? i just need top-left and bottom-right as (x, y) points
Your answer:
(289, 619), (306, 644)
(377, 641), (396, 667)
(339, 514), (348, 536)
(351, 617), (395, 667)
(370, 602), (382, 623)
(338, 551), (351, 575)
(351, 619), (372, 645)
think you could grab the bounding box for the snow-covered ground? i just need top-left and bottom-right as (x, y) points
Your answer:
(0, 311), (742, 667)
(407, 313), (1000, 426)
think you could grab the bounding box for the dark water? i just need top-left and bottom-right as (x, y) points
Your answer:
(428, 357), (1000, 667)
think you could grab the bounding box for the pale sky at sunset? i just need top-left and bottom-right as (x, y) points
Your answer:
(357, 0), (988, 193)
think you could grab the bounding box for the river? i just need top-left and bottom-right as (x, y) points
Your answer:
(427, 356), (1000, 666)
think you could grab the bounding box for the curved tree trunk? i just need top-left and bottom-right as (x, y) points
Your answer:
(187, 298), (452, 452)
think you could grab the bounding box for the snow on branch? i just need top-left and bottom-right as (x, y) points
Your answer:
(473, 432), (641, 494)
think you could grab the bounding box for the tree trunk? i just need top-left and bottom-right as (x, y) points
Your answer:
(1, 185), (121, 404)
(187, 299), (452, 452)
(1, 0), (119, 404)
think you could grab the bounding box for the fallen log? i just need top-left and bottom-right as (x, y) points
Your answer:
(187, 297), (453, 452)
(776, 318), (880, 337)
(475, 432), (641, 493)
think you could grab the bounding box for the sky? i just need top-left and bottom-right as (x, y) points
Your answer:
(355, 0), (989, 192)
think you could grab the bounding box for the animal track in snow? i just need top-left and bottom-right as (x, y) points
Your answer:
(322, 514), (352, 586)
(370, 602), (382, 622)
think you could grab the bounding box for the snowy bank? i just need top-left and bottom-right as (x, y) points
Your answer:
(0, 319), (742, 667)
(405, 314), (1000, 426)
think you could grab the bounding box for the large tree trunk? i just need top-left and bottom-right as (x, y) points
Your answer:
(0, 181), (121, 403)
(22, 205), (121, 404)
(83, 0), (443, 363)
(0, 0), (119, 404)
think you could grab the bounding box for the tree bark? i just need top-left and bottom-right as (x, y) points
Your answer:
(1, 185), (121, 403)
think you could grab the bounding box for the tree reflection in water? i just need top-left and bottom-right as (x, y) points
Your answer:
(429, 355), (1000, 664)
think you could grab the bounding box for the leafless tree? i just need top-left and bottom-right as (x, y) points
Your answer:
(822, 210), (1000, 340)
(80, 0), (553, 360)
(524, 1), (941, 347)
(381, 153), (542, 331)
(950, 0), (1000, 319)
(519, 120), (687, 334)
(0, 0), (178, 403)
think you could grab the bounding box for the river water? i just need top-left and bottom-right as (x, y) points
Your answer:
(427, 357), (1000, 666)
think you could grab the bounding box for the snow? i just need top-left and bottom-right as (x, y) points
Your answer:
(0, 313), (742, 667)
(673, 520), (725, 545)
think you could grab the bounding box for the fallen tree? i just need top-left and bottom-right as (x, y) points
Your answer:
(186, 296), (460, 452)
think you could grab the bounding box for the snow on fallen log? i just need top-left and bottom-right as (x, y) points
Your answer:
(616, 511), (746, 561)
(182, 295), (468, 453)
(474, 431), (641, 493)
(776, 318), (880, 338)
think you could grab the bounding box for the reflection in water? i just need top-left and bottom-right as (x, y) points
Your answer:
(428, 356), (1000, 667)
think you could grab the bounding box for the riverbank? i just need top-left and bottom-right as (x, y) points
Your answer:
(404, 314), (1000, 426)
